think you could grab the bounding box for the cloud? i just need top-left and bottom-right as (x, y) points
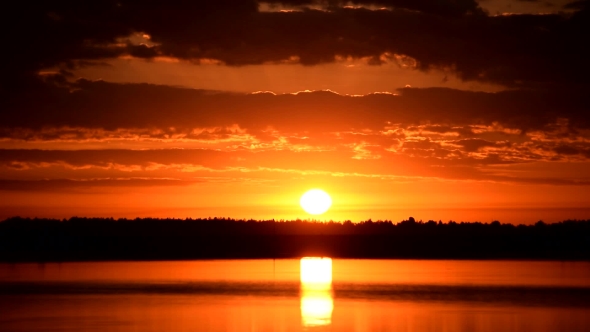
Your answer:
(1, 145), (590, 186)
(263, 0), (484, 16)
(0, 178), (196, 192)
(553, 144), (590, 158)
(453, 139), (500, 152)
(2, 81), (589, 134)
(2, 0), (589, 90)
(2, 81), (590, 175)
(564, 0), (590, 9)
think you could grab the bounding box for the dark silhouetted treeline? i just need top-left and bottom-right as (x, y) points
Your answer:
(1, 217), (589, 261)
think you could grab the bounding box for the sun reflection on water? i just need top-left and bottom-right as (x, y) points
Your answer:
(300, 257), (333, 327)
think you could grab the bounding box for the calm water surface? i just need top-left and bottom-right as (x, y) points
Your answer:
(1, 259), (589, 331)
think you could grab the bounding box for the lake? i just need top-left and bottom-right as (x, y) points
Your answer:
(1, 259), (589, 331)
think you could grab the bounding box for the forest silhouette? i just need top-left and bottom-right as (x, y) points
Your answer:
(1, 217), (589, 261)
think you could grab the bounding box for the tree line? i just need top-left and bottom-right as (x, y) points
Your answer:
(1, 217), (589, 261)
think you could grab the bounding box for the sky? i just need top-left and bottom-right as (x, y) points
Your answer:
(1, 0), (590, 223)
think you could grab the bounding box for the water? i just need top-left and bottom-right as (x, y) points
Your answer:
(1, 259), (589, 331)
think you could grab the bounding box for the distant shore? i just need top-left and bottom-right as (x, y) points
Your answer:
(1, 217), (589, 262)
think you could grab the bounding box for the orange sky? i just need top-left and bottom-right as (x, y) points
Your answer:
(1, 0), (590, 224)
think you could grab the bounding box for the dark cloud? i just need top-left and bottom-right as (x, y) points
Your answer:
(564, 0), (590, 9)
(0, 179), (196, 192)
(1, 148), (589, 186)
(1, 81), (588, 174)
(454, 139), (498, 152)
(0, 149), (230, 170)
(553, 144), (590, 158)
(3, 81), (588, 134)
(263, 0), (484, 16)
(554, 144), (580, 155)
(2, 0), (589, 90)
(0, 148), (398, 176)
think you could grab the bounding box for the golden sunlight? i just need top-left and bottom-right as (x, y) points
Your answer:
(300, 257), (333, 327)
(300, 189), (332, 215)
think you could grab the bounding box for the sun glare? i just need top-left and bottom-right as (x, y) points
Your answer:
(300, 189), (332, 215)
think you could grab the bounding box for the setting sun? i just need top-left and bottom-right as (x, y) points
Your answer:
(300, 189), (332, 215)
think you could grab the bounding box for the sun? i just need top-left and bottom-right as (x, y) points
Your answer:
(300, 189), (332, 215)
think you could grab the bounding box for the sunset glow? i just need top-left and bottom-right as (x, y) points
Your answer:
(2, 1), (590, 332)
(1, 0), (589, 224)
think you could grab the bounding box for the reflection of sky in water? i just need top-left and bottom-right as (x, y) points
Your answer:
(300, 257), (333, 327)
